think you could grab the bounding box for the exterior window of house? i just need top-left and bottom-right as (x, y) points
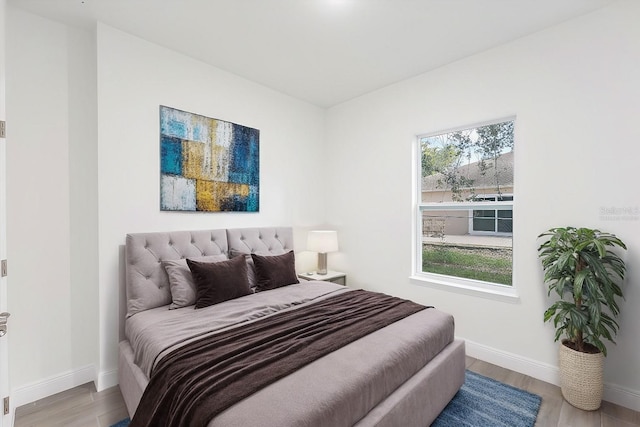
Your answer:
(470, 195), (513, 234)
(413, 118), (515, 294)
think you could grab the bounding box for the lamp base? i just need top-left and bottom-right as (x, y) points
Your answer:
(317, 253), (328, 275)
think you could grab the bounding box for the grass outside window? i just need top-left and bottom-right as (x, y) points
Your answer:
(422, 243), (512, 285)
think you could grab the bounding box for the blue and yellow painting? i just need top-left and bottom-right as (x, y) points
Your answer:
(160, 106), (259, 212)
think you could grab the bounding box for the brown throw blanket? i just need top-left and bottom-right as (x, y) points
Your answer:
(130, 289), (428, 427)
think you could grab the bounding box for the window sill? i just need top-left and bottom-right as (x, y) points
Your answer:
(409, 273), (520, 303)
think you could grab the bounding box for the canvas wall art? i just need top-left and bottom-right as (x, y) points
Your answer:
(160, 106), (259, 212)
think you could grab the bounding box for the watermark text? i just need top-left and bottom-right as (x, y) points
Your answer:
(599, 206), (639, 221)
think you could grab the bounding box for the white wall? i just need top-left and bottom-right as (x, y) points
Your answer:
(326, 0), (640, 409)
(6, 8), (98, 395)
(68, 14), (100, 389)
(95, 24), (326, 387)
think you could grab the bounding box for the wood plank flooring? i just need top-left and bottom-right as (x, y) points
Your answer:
(13, 356), (640, 426)
(13, 382), (128, 427)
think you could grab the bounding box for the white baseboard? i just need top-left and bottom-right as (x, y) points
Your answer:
(97, 368), (118, 392)
(604, 382), (640, 413)
(12, 364), (96, 408)
(464, 338), (640, 412)
(464, 338), (560, 386)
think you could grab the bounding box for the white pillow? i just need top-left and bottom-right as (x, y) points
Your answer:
(162, 254), (228, 309)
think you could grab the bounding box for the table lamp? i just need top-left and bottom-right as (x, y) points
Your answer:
(307, 230), (338, 275)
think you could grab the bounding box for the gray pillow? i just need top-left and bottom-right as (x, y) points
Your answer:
(229, 250), (263, 290)
(162, 254), (228, 309)
(230, 249), (290, 291)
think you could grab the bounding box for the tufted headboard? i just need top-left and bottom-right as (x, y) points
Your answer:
(226, 227), (294, 256)
(125, 227), (294, 317)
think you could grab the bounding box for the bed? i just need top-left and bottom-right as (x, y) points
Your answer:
(118, 227), (465, 426)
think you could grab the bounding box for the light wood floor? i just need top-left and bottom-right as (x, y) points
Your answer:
(13, 356), (640, 427)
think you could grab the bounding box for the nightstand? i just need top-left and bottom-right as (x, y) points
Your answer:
(298, 270), (346, 286)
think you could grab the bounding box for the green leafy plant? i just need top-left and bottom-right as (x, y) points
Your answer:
(537, 227), (626, 356)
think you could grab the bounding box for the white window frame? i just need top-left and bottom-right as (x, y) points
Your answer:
(410, 119), (519, 302)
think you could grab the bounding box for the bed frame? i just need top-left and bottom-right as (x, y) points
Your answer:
(119, 227), (465, 426)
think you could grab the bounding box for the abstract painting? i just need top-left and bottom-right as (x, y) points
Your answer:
(160, 106), (259, 212)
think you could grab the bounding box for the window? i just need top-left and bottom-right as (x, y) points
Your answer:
(470, 195), (513, 235)
(413, 118), (515, 294)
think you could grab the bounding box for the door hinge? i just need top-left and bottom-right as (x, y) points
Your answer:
(0, 120), (5, 138)
(0, 260), (6, 277)
(3, 397), (8, 415)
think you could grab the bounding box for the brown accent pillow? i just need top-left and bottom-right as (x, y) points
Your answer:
(186, 255), (251, 309)
(251, 251), (299, 291)
(163, 254), (228, 309)
(229, 250), (258, 290)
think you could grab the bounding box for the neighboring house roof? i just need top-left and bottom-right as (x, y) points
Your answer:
(422, 150), (514, 193)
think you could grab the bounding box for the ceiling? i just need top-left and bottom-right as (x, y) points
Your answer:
(9, 0), (616, 107)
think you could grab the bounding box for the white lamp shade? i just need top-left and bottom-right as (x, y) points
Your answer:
(307, 230), (339, 253)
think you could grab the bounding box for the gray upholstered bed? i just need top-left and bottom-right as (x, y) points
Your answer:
(118, 227), (465, 426)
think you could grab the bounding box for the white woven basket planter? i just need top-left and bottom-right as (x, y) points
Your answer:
(558, 342), (604, 411)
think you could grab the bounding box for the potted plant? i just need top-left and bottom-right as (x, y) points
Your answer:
(537, 227), (626, 410)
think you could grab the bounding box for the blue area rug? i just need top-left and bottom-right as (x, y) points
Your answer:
(110, 418), (130, 427)
(432, 370), (542, 427)
(111, 370), (541, 427)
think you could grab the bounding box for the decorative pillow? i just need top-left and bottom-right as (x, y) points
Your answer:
(162, 254), (228, 309)
(228, 252), (257, 290)
(251, 251), (299, 291)
(187, 255), (252, 309)
(230, 249), (271, 290)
